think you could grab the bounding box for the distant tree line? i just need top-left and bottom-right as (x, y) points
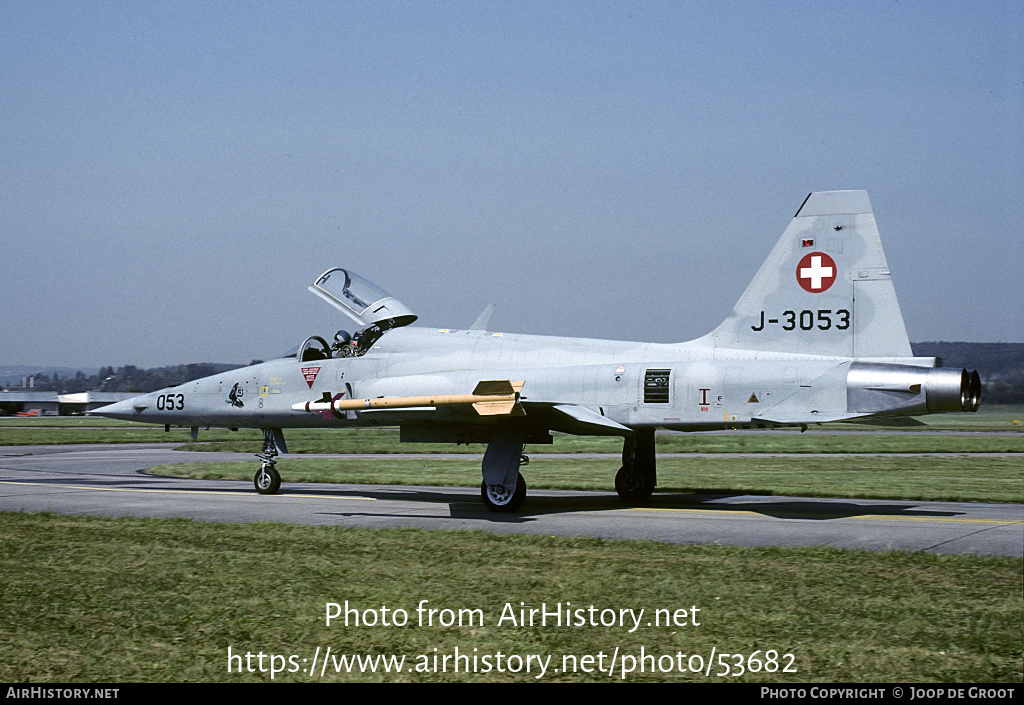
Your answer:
(8, 363), (259, 394)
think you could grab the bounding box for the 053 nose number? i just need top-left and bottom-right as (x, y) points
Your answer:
(156, 393), (185, 411)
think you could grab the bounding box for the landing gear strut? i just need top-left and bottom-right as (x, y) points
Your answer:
(480, 424), (528, 512)
(254, 428), (284, 495)
(615, 429), (656, 503)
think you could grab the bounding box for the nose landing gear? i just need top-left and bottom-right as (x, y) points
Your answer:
(254, 427), (285, 495)
(254, 463), (281, 495)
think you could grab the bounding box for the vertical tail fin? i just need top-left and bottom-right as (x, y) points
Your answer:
(710, 190), (912, 358)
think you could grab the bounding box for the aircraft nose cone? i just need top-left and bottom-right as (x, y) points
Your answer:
(92, 395), (149, 420)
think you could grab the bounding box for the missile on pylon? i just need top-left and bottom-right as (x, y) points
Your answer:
(293, 379), (526, 417)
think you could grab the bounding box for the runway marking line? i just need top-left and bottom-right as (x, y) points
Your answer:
(0, 480), (376, 501)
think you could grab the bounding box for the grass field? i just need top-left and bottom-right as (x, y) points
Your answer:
(2, 408), (1021, 682)
(1, 513), (1020, 683)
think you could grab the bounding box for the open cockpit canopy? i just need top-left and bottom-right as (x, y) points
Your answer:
(309, 267), (417, 329)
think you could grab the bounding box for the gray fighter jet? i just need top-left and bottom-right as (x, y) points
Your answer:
(95, 191), (980, 511)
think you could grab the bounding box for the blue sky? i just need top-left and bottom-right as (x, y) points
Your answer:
(2, 1), (1021, 368)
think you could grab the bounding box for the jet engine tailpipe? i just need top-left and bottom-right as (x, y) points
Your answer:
(847, 363), (980, 415)
(927, 367), (981, 413)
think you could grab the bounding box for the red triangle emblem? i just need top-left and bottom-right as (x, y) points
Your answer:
(301, 367), (321, 388)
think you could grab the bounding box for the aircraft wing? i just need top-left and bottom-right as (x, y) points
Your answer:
(546, 404), (632, 435)
(290, 376), (632, 437)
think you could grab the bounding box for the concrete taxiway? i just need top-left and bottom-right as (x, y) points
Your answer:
(1, 444), (1021, 557)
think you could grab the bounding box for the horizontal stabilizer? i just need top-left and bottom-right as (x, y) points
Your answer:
(752, 412), (866, 425)
(840, 416), (928, 427)
(752, 411), (928, 427)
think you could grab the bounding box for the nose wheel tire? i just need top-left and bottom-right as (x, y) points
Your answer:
(481, 472), (527, 512)
(254, 464), (281, 495)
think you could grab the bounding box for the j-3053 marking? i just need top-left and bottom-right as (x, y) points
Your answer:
(750, 309), (850, 332)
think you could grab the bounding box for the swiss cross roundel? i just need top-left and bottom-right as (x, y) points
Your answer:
(796, 252), (837, 293)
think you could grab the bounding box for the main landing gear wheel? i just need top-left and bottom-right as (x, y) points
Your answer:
(615, 465), (654, 503)
(481, 472), (527, 512)
(254, 464), (281, 495)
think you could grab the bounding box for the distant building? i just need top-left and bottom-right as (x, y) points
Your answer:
(0, 392), (135, 416)
(0, 392), (59, 416)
